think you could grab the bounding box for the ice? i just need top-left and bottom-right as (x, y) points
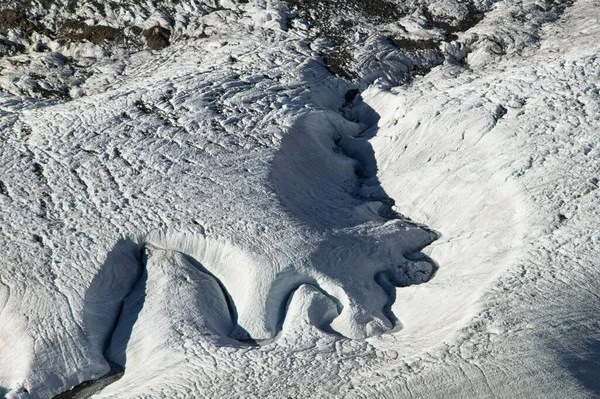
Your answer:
(0, 0), (599, 398)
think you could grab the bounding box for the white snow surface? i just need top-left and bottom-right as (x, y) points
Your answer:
(0, 0), (599, 398)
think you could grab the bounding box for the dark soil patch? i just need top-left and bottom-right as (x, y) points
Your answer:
(59, 20), (124, 45)
(130, 26), (143, 36)
(285, 0), (405, 24)
(0, 9), (46, 36)
(390, 37), (441, 52)
(283, 0), (409, 79)
(284, 0), (406, 47)
(0, 10), (31, 31)
(322, 49), (356, 80)
(52, 366), (124, 399)
(409, 63), (434, 78)
(422, 3), (483, 34)
(32, 82), (70, 99)
(143, 26), (170, 50)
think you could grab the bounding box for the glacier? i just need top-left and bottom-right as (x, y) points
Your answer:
(0, 0), (599, 398)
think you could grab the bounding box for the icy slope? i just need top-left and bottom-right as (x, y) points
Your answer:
(0, 0), (599, 398)
(0, 19), (438, 398)
(359, 1), (600, 394)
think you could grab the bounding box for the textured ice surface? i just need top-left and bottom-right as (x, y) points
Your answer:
(0, 0), (599, 398)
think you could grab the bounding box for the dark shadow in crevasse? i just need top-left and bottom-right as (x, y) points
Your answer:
(270, 92), (385, 230)
(104, 263), (148, 369)
(270, 89), (438, 238)
(53, 239), (144, 399)
(562, 338), (600, 395)
(270, 89), (439, 331)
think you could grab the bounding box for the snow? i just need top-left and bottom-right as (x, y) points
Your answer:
(0, 0), (599, 398)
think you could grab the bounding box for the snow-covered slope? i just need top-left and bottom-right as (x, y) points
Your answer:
(0, 0), (598, 398)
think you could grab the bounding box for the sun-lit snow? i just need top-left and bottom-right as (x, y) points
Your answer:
(0, 0), (599, 398)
